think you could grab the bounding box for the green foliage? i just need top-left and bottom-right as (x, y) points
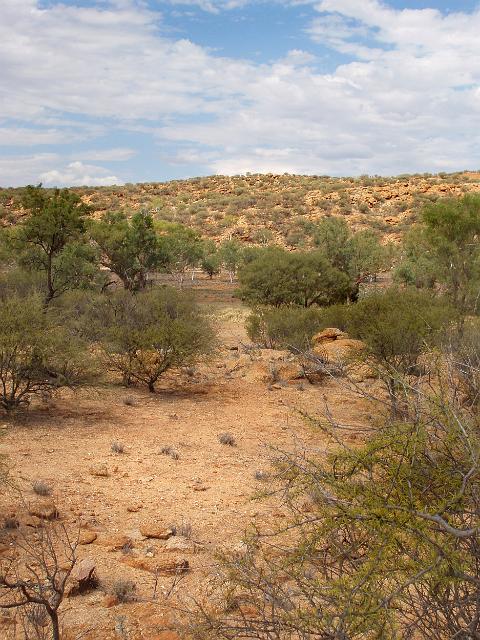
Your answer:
(94, 288), (215, 392)
(201, 250), (221, 279)
(218, 239), (244, 282)
(0, 294), (93, 411)
(10, 186), (96, 304)
(347, 288), (456, 414)
(314, 216), (391, 282)
(195, 367), (480, 639)
(156, 221), (205, 284)
(396, 195), (480, 313)
(238, 247), (353, 308)
(91, 210), (165, 291)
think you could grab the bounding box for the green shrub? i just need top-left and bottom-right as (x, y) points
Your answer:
(94, 288), (215, 392)
(0, 294), (94, 411)
(238, 247), (353, 308)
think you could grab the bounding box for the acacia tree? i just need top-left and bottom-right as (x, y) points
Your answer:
(11, 186), (97, 305)
(90, 210), (165, 291)
(314, 216), (390, 284)
(396, 195), (480, 313)
(157, 222), (205, 286)
(219, 239), (244, 283)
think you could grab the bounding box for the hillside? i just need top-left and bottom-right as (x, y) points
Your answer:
(2, 172), (480, 245)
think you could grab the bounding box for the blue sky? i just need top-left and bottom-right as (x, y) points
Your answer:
(1, 0), (480, 186)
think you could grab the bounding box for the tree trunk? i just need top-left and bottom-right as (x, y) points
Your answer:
(45, 251), (55, 305)
(50, 610), (60, 640)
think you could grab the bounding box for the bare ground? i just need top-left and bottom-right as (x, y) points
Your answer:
(0, 282), (371, 640)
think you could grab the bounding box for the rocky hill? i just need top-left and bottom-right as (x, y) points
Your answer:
(2, 171), (480, 245)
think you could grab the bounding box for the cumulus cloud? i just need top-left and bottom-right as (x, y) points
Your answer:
(0, 0), (479, 183)
(39, 161), (123, 187)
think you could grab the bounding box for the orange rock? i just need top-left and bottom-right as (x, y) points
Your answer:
(28, 498), (58, 520)
(122, 555), (189, 575)
(140, 523), (173, 540)
(96, 534), (133, 551)
(78, 530), (97, 545)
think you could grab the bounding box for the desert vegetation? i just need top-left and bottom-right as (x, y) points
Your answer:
(0, 176), (479, 639)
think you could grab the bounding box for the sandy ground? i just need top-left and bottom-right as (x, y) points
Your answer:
(0, 281), (370, 640)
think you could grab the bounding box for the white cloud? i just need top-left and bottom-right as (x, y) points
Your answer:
(76, 148), (137, 162)
(39, 161), (123, 187)
(0, 0), (480, 183)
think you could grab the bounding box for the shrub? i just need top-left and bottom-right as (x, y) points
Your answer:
(218, 433), (235, 446)
(111, 441), (125, 454)
(246, 304), (350, 351)
(33, 481), (52, 497)
(95, 288), (215, 392)
(346, 288), (456, 415)
(0, 294), (94, 411)
(111, 580), (136, 603)
(238, 247), (353, 307)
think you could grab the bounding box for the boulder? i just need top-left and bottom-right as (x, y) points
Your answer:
(312, 328), (347, 344)
(164, 536), (195, 553)
(140, 523), (174, 540)
(122, 554), (189, 575)
(78, 530), (97, 545)
(89, 463), (109, 477)
(28, 498), (58, 520)
(68, 559), (97, 597)
(96, 534), (133, 551)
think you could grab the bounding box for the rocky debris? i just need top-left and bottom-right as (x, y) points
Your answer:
(89, 463), (109, 477)
(79, 530), (98, 545)
(164, 536), (196, 553)
(140, 523), (174, 540)
(312, 328), (348, 344)
(121, 554), (189, 575)
(68, 559), (97, 597)
(96, 534), (134, 551)
(27, 498), (58, 520)
(126, 502), (143, 513)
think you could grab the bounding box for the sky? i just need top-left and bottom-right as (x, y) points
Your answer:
(0, 0), (479, 186)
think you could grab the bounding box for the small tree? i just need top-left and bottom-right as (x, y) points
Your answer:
(90, 210), (165, 291)
(201, 252), (221, 279)
(11, 186), (97, 305)
(396, 195), (480, 313)
(96, 288), (215, 392)
(0, 524), (78, 640)
(219, 239), (244, 283)
(157, 222), (204, 286)
(0, 295), (93, 411)
(238, 247), (353, 308)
